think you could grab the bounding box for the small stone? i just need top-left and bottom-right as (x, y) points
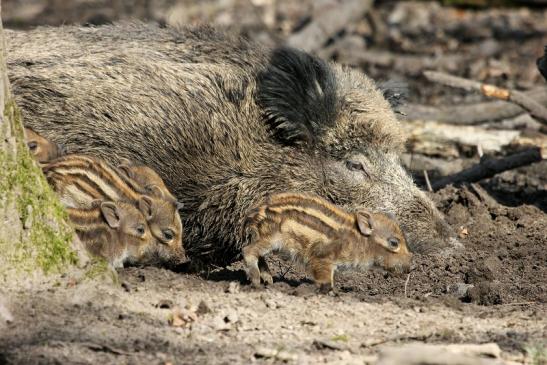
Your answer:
(226, 281), (240, 294)
(0, 296), (13, 324)
(446, 283), (474, 298)
(264, 298), (277, 309)
(196, 300), (212, 315)
(276, 350), (298, 362)
(121, 281), (132, 293)
(254, 346), (277, 359)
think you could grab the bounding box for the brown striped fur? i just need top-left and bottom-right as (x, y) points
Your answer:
(43, 154), (185, 265)
(242, 193), (412, 292)
(24, 128), (64, 164)
(67, 200), (153, 268)
(117, 158), (177, 202)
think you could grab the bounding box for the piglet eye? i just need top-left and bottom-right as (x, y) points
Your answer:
(136, 224), (146, 236)
(28, 141), (38, 151)
(162, 229), (174, 241)
(388, 238), (400, 250)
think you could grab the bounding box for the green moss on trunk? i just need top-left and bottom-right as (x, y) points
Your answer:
(0, 100), (77, 276)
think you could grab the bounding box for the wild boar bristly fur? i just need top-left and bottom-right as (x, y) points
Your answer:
(6, 23), (456, 266)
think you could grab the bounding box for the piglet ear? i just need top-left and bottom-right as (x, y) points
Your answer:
(355, 211), (373, 236)
(176, 201), (184, 211)
(385, 211), (397, 221)
(117, 164), (133, 179)
(118, 157), (133, 166)
(137, 196), (154, 220)
(100, 202), (121, 229)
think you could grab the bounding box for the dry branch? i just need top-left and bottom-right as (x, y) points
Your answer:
(286, 0), (373, 53)
(402, 88), (547, 125)
(340, 50), (466, 76)
(432, 147), (545, 191)
(424, 71), (547, 124)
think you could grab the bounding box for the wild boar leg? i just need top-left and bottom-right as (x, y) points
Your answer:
(309, 259), (335, 293)
(258, 257), (273, 285)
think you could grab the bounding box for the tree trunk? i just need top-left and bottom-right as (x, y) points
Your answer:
(0, 2), (87, 283)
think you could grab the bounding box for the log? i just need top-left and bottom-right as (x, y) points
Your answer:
(339, 49), (465, 76)
(432, 147), (545, 191)
(286, 0), (373, 53)
(404, 120), (521, 157)
(401, 88), (547, 125)
(424, 71), (547, 124)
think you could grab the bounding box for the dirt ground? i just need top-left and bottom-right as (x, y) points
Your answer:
(1, 1), (546, 364)
(1, 163), (545, 365)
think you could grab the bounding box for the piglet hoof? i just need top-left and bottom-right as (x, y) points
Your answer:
(317, 283), (335, 296)
(246, 268), (262, 288)
(260, 272), (274, 286)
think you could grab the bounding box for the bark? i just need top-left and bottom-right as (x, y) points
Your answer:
(0, 3), (87, 283)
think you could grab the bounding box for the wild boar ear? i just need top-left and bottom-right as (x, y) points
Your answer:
(100, 202), (121, 229)
(137, 196), (154, 220)
(257, 47), (339, 147)
(355, 211), (373, 236)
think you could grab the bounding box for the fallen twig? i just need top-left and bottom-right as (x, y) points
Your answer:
(423, 171), (432, 192)
(404, 273), (411, 298)
(476, 144), (483, 158)
(402, 88), (547, 125)
(286, 0), (373, 53)
(432, 147), (545, 191)
(424, 71), (547, 124)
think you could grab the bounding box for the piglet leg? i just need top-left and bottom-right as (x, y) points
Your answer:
(310, 259), (335, 294)
(258, 257), (274, 285)
(242, 244), (263, 288)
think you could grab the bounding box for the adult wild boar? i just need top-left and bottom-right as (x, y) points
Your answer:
(6, 23), (456, 265)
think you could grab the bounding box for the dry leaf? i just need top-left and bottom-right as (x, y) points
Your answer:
(169, 306), (198, 328)
(458, 226), (469, 238)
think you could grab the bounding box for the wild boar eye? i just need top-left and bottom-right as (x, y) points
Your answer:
(388, 238), (400, 250)
(28, 141), (38, 151)
(135, 224), (146, 236)
(162, 229), (174, 241)
(345, 160), (369, 178)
